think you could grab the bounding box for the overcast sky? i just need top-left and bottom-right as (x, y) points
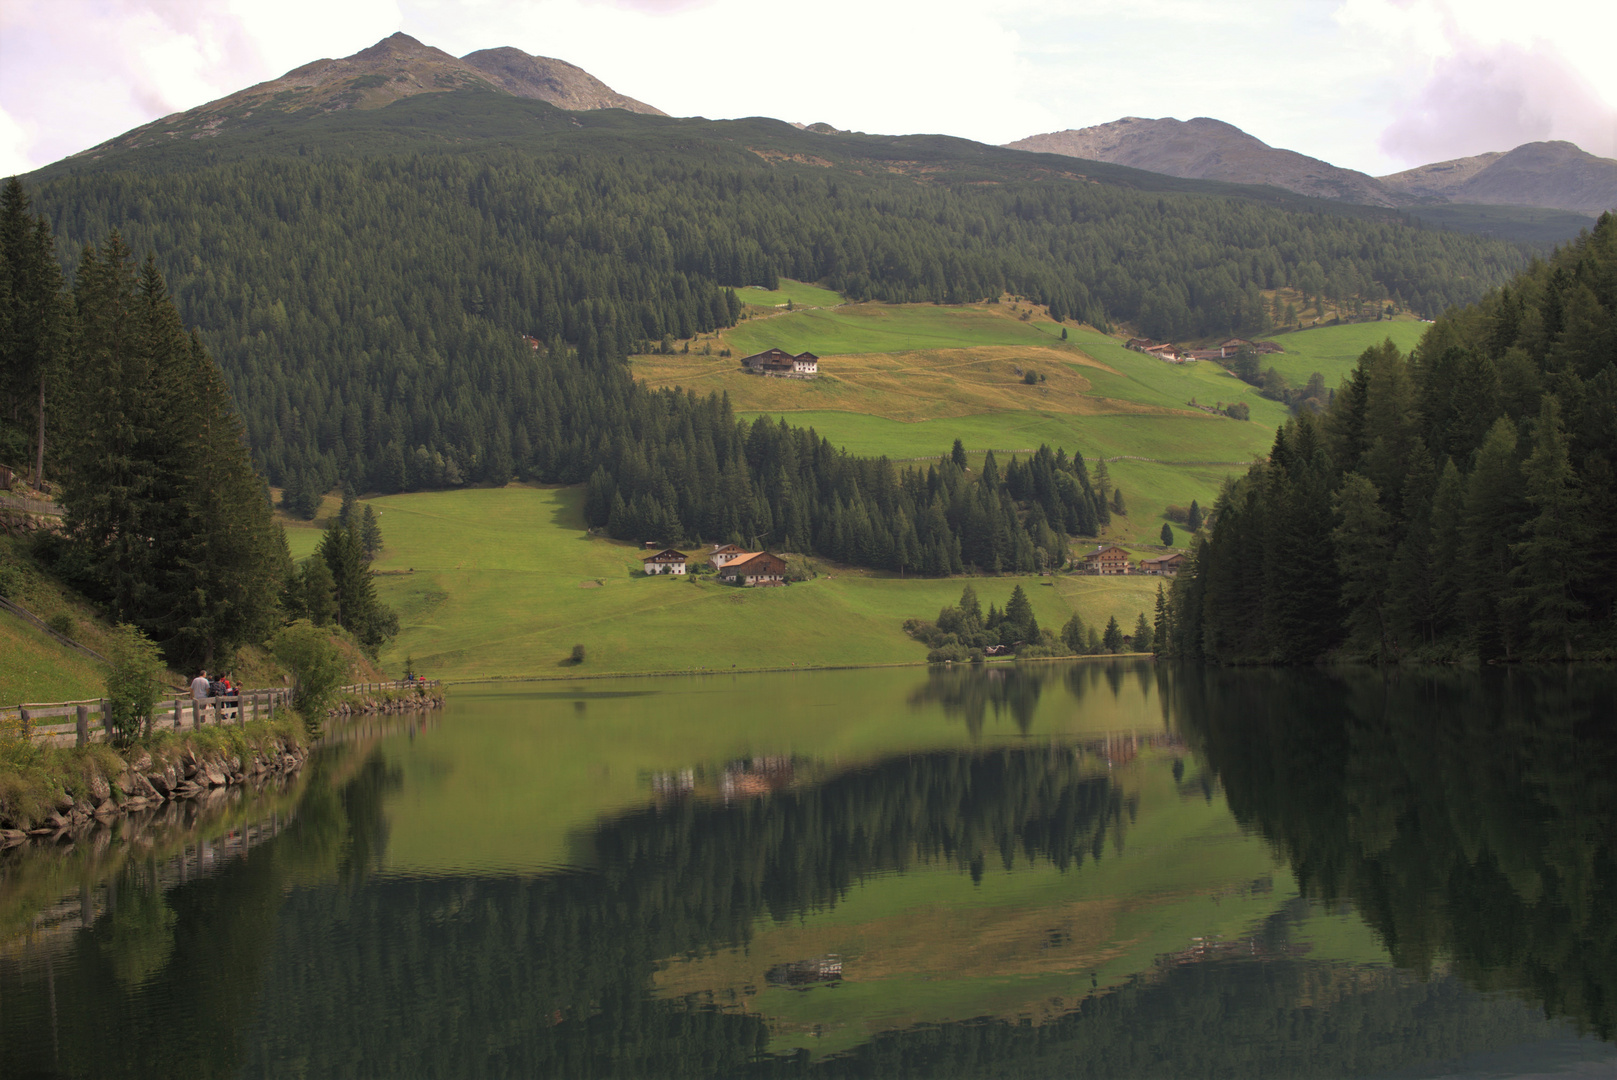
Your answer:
(3, 0), (1614, 179)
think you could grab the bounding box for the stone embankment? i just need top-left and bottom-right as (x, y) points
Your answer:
(330, 690), (445, 719)
(1, 738), (308, 849)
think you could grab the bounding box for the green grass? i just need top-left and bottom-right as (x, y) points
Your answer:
(1258, 320), (1429, 386)
(0, 608), (108, 708)
(366, 485), (1161, 682)
(734, 279), (845, 309)
(725, 301), (1070, 357)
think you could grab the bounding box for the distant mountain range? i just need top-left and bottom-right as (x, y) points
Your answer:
(1007, 117), (1617, 218)
(77, 32), (661, 156)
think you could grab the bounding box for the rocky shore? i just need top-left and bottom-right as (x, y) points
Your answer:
(1, 737), (309, 849)
(330, 690), (445, 718)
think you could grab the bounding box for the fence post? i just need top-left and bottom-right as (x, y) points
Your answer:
(76, 704), (89, 748)
(104, 699), (113, 737)
(19, 707), (29, 740)
(173, 699), (182, 730)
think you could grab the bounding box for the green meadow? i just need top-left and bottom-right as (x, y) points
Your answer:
(365, 485), (1161, 682)
(734, 280), (846, 309)
(1259, 320), (1429, 385)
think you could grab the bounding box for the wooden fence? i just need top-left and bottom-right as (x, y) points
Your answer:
(3, 679), (439, 748)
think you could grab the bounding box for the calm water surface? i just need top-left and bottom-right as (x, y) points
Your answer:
(2, 663), (1613, 1078)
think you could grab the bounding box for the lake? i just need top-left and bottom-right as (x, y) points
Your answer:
(2, 662), (1613, 1078)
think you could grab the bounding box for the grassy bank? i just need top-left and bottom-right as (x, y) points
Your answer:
(0, 715), (303, 831)
(366, 485), (1162, 682)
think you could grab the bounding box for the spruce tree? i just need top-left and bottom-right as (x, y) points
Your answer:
(1187, 500), (1203, 531)
(1153, 583), (1172, 656)
(1460, 418), (1527, 659)
(1132, 612), (1153, 654)
(1160, 522), (1174, 546)
(1061, 612), (1086, 654)
(1331, 473), (1392, 656)
(1102, 616), (1123, 653)
(1508, 396), (1593, 658)
(0, 179), (67, 487)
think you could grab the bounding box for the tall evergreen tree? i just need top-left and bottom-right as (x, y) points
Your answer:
(0, 177), (67, 486)
(1508, 396), (1593, 658)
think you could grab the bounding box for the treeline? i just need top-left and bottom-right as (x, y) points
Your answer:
(906, 582), (1152, 662)
(22, 121), (1531, 497)
(585, 427), (1110, 575)
(1158, 214), (1617, 662)
(0, 180), (391, 668)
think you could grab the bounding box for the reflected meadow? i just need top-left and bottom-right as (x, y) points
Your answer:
(1, 663), (1613, 1078)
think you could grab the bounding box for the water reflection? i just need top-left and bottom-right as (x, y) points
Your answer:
(1166, 664), (1617, 1041)
(0, 662), (1612, 1078)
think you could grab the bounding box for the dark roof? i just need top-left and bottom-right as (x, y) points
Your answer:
(643, 548), (687, 562)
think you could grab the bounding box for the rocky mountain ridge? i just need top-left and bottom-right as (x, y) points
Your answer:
(78, 32), (662, 155)
(1379, 141), (1617, 216)
(1008, 117), (1616, 218)
(1006, 117), (1398, 207)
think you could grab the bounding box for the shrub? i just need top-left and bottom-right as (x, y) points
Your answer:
(571, 644), (586, 663)
(273, 620), (345, 736)
(1023, 370), (1038, 385)
(926, 643), (970, 664)
(105, 624), (165, 746)
(47, 612), (74, 637)
(0, 563), (20, 598)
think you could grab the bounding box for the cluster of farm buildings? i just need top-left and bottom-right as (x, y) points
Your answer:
(1079, 544), (1184, 576)
(739, 348), (819, 379)
(642, 544), (789, 585)
(1125, 336), (1284, 364)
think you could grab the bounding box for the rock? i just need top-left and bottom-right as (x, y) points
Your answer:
(118, 770), (140, 794)
(74, 799), (93, 816)
(29, 827), (56, 837)
(228, 755), (241, 772)
(1, 829), (26, 847)
(70, 809), (90, 826)
(54, 792), (75, 812)
(184, 762), (200, 779)
(122, 796), (149, 812)
(94, 799), (118, 818)
(147, 771), (171, 795)
(205, 769), (227, 787)
(89, 774), (111, 802)
(46, 810), (69, 830)
(129, 751), (153, 772)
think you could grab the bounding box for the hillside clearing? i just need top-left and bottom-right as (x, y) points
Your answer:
(366, 485), (1162, 682)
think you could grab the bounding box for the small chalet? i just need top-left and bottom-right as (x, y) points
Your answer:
(1081, 544), (1133, 575)
(1125, 337), (1159, 351)
(1138, 552), (1186, 576)
(740, 348), (819, 378)
(642, 548), (688, 575)
(709, 543), (745, 568)
(720, 551), (788, 586)
(521, 334), (541, 351)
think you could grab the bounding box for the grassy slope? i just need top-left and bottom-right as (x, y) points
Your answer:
(367, 485), (1160, 682)
(1259, 320), (1429, 386)
(634, 295), (1289, 544)
(0, 609), (108, 708)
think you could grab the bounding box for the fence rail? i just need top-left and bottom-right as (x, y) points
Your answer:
(0, 494), (60, 517)
(4, 680), (441, 747)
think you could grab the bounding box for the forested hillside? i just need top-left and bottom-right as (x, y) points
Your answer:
(24, 90), (1531, 499)
(1161, 213), (1617, 661)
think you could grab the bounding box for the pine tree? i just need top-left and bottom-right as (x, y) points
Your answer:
(1132, 612), (1153, 654)
(951, 439), (967, 470)
(0, 179), (67, 487)
(1460, 418), (1527, 659)
(361, 503), (384, 558)
(1508, 396), (1593, 658)
(1153, 583), (1172, 656)
(1102, 616), (1123, 653)
(1331, 472), (1392, 656)
(1187, 500), (1203, 531)
(1160, 522), (1173, 546)
(1061, 612), (1086, 654)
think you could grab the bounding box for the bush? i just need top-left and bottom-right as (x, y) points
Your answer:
(571, 644), (586, 664)
(272, 620), (345, 736)
(0, 562), (21, 599)
(47, 612), (74, 638)
(1023, 370), (1038, 385)
(926, 643), (970, 664)
(105, 624), (166, 746)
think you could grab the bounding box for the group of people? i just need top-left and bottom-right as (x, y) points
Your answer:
(189, 669), (238, 706)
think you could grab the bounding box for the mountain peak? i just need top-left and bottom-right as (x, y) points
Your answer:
(1006, 117), (1397, 206)
(1380, 141), (1617, 215)
(85, 34), (664, 155)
